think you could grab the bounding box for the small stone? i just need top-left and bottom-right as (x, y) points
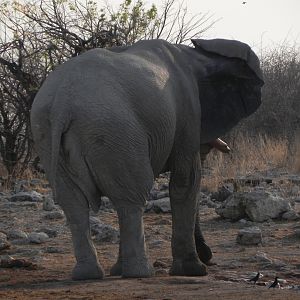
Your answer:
(9, 191), (43, 202)
(0, 232), (10, 251)
(239, 219), (248, 224)
(42, 196), (56, 211)
(211, 185), (233, 202)
(44, 246), (64, 253)
(44, 211), (64, 220)
(7, 229), (28, 240)
(28, 232), (49, 244)
(146, 198), (171, 213)
(99, 197), (114, 210)
(236, 227), (262, 245)
(36, 228), (57, 238)
(282, 210), (299, 221)
(254, 252), (273, 264)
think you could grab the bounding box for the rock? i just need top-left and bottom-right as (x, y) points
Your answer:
(0, 256), (37, 269)
(216, 191), (292, 222)
(0, 232), (10, 251)
(211, 185), (233, 202)
(36, 227), (57, 238)
(145, 198), (171, 213)
(42, 196), (56, 211)
(99, 197), (114, 210)
(236, 227), (262, 245)
(14, 180), (30, 193)
(253, 252), (273, 264)
(9, 191), (43, 202)
(90, 217), (119, 243)
(28, 232), (49, 244)
(7, 229), (28, 240)
(44, 211), (64, 220)
(282, 210), (299, 221)
(215, 194), (246, 221)
(150, 190), (169, 200)
(245, 191), (292, 222)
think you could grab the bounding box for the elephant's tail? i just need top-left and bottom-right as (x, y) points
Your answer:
(49, 94), (71, 198)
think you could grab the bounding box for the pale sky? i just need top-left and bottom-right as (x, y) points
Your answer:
(105, 0), (300, 51)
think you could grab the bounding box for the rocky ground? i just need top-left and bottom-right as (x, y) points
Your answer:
(0, 170), (300, 299)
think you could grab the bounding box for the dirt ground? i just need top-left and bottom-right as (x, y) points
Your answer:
(0, 194), (299, 300)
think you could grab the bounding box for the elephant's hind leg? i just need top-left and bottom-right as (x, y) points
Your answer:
(86, 150), (154, 278)
(56, 168), (104, 280)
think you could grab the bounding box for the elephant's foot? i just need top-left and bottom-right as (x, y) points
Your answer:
(196, 241), (213, 264)
(122, 257), (154, 278)
(72, 261), (104, 280)
(110, 260), (122, 276)
(169, 254), (207, 276)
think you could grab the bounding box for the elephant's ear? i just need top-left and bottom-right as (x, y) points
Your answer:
(191, 38), (264, 83)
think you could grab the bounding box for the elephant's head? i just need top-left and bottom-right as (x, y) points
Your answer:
(191, 39), (264, 143)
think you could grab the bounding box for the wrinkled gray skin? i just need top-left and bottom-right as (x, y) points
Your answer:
(31, 39), (263, 280)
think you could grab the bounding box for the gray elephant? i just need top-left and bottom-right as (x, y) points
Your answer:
(31, 38), (263, 280)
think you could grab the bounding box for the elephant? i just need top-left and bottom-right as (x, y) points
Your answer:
(30, 38), (264, 280)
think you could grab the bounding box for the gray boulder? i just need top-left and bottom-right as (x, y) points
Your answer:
(145, 197), (171, 213)
(216, 191), (292, 222)
(245, 191), (292, 222)
(236, 227), (262, 245)
(9, 191), (43, 202)
(28, 232), (49, 244)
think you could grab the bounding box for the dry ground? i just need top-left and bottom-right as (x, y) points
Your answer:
(0, 200), (299, 300)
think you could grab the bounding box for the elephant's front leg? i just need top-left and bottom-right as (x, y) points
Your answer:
(169, 155), (207, 276)
(116, 206), (153, 278)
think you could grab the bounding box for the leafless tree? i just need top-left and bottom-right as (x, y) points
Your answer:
(0, 0), (216, 176)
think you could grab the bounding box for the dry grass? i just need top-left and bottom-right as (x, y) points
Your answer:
(1, 134), (300, 194)
(0, 162), (47, 193)
(201, 134), (293, 191)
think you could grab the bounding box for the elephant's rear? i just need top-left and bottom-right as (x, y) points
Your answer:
(31, 49), (169, 210)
